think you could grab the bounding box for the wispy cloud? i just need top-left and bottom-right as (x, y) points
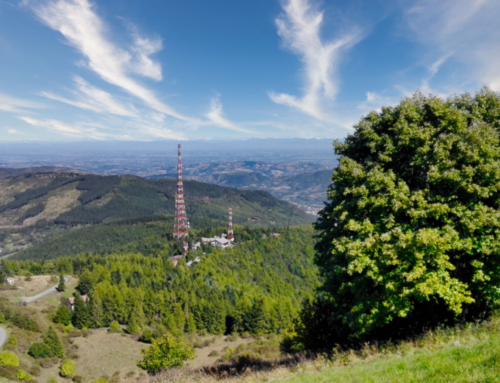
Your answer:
(42, 76), (137, 117)
(7, 129), (23, 135)
(0, 93), (44, 113)
(269, 0), (362, 119)
(206, 96), (254, 134)
(20, 116), (104, 138)
(20, 115), (186, 141)
(404, 0), (500, 90)
(28, 0), (193, 121)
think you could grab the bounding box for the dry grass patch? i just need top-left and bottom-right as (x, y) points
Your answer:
(71, 329), (145, 382)
(186, 336), (255, 369)
(23, 184), (81, 226)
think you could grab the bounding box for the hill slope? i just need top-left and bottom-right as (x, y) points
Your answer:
(0, 173), (311, 257)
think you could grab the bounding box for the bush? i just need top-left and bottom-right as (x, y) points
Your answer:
(60, 360), (76, 377)
(72, 375), (83, 383)
(0, 351), (19, 367)
(109, 321), (121, 333)
(7, 336), (17, 347)
(137, 332), (194, 372)
(0, 313), (5, 323)
(29, 365), (41, 377)
(140, 330), (153, 343)
(28, 343), (51, 358)
(208, 350), (218, 357)
(16, 369), (33, 381)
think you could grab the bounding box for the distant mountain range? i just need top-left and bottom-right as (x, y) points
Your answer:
(0, 170), (311, 257)
(148, 163), (334, 215)
(0, 166), (92, 179)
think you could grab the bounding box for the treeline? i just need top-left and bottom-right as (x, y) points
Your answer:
(12, 217), (244, 261)
(6, 226), (318, 336)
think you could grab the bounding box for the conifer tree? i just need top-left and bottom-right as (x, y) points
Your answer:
(90, 294), (105, 328)
(184, 304), (196, 333)
(53, 305), (73, 326)
(44, 327), (64, 358)
(72, 293), (92, 329)
(57, 273), (65, 292)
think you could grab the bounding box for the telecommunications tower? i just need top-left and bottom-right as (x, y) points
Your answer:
(227, 208), (234, 242)
(173, 144), (189, 239)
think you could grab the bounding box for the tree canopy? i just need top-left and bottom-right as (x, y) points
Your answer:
(303, 88), (500, 348)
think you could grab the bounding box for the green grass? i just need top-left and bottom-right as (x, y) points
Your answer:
(279, 330), (500, 383)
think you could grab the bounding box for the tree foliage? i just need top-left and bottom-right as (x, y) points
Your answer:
(137, 332), (194, 372)
(6, 226), (317, 336)
(305, 88), (500, 348)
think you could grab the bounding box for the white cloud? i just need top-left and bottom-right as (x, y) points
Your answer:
(7, 129), (22, 134)
(128, 25), (163, 81)
(29, 0), (193, 121)
(20, 116), (97, 137)
(0, 93), (44, 113)
(206, 96), (254, 134)
(357, 91), (396, 113)
(404, 0), (500, 91)
(42, 76), (138, 117)
(269, 0), (362, 119)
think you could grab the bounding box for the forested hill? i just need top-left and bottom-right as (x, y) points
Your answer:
(6, 226), (319, 335)
(0, 172), (310, 227)
(0, 173), (311, 258)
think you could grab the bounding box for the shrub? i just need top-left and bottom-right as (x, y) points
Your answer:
(28, 343), (51, 358)
(0, 313), (5, 323)
(0, 351), (19, 367)
(72, 375), (83, 383)
(208, 350), (218, 357)
(109, 321), (121, 333)
(7, 335), (17, 347)
(140, 330), (153, 343)
(16, 369), (33, 381)
(60, 359), (76, 377)
(137, 332), (194, 372)
(29, 365), (41, 377)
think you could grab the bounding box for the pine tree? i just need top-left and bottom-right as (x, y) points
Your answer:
(72, 293), (92, 329)
(53, 305), (73, 326)
(44, 327), (64, 358)
(90, 294), (105, 328)
(57, 273), (66, 292)
(184, 304), (196, 333)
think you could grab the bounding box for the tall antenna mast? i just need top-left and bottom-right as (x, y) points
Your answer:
(173, 143), (189, 239)
(227, 207), (234, 242)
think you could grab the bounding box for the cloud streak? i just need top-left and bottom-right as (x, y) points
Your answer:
(404, 0), (500, 91)
(269, 0), (361, 119)
(0, 93), (45, 113)
(206, 96), (254, 134)
(42, 76), (137, 117)
(29, 0), (193, 121)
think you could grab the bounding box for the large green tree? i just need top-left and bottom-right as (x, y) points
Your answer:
(305, 88), (500, 348)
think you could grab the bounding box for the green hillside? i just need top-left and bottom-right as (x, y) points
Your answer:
(0, 172), (311, 257)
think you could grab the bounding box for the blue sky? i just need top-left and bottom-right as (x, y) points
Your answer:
(0, 0), (499, 141)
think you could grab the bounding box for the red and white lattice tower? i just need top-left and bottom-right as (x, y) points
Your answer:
(183, 242), (188, 257)
(173, 144), (189, 239)
(227, 207), (234, 242)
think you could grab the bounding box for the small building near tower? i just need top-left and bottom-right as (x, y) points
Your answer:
(67, 295), (90, 312)
(169, 255), (183, 267)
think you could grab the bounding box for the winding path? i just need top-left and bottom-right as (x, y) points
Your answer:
(0, 326), (6, 349)
(22, 276), (69, 304)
